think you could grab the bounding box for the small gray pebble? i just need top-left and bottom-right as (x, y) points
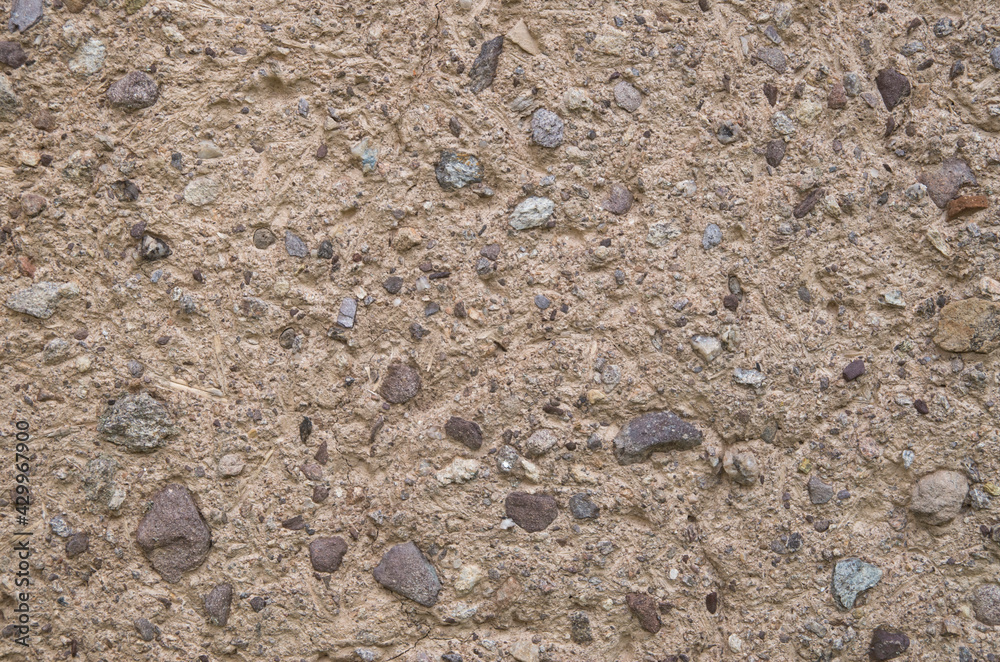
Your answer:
(702, 224), (722, 250)
(531, 108), (564, 148)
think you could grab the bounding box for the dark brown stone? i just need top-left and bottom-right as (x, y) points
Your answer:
(918, 158), (977, 209)
(603, 184), (633, 215)
(827, 82), (847, 109)
(309, 536), (347, 573)
(65, 532), (89, 558)
(765, 139), (785, 167)
(204, 584), (233, 627)
(379, 362), (421, 403)
(626, 592), (661, 633)
(763, 82), (778, 106)
(445, 416), (483, 450)
(136, 484), (212, 583)
(793, 188), (825, 219)
(0, 41), (28, 69)
(875, 68), (911, 110)
(505, 492), (558, 532)
(843, 358), (865, 381)
(868, 627), (909, 660)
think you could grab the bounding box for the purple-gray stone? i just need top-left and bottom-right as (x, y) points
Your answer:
(9, 0), (43, 33)
(613, 411), (703, 465)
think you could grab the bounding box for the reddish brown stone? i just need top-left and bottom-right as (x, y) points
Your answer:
(827, 82), (847, 109)
(945, 195), (988, 221)
(626, 592), (661, 633)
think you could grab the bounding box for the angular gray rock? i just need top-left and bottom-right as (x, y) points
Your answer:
(702, 223), (722, 250)
(445, 416), (483, 450)
(204, 583), (233, 627)
(832, 558), (882, 610)
(469, 36), (503, 93)
(5, 281), (79, 319)
(9, 0), (43, 33)
(284, 230), (308, 258)
(524, 429), (557, 458)
(909, 470), (968, 525)
(435, 151), (484, 190)
(106, 71), (159, 110)
(531, 108), (564, 147)
(42, 338), (71, 365)
(309, 536), (348, 573)
(613, 411), (703, 465)
(756, 47), (787, 73)
(134, 617), (156, 642)
(505, 492), (558, 532)
(136, 484), (212, 583)
(97, 392), (176, 452)
(568, 493), (599, 519)
(83, 454), (125, 511)
(337, 298), (357, 328)
(510, 197), (554, 230)
(372, 542), (441, 606)
(807, 475), (834, 504)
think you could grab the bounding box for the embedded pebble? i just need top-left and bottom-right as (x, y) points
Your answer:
(504, 492), (558, 532)
(972, 584), (1000, 625)
(869, 627), (909, 661)
(568, 493), (599, 519)
(625, 593), (661, 633)
(135, 484), (212, 583)
(613, 81), (642, 112)
(309, 536), (348, 573)
(436, 151), (484, 190)
(106, 71), (159, 110)
(531, 108), (564, 147)
(204, 584), (233, 627)
(613, 411), (703, 465)
(910, 470), (968, 525)
(603, 184), (633, 215)
(510, 197), (555, 230)
(702, 223), (722, 249)
(445, 416), (483, 450)
(5, 281), (80, 319)
(97, 392), (175, 452)
(372, 542), (442, 606)
(832, 558), (882, 610)
(379, 363), (421, 403)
